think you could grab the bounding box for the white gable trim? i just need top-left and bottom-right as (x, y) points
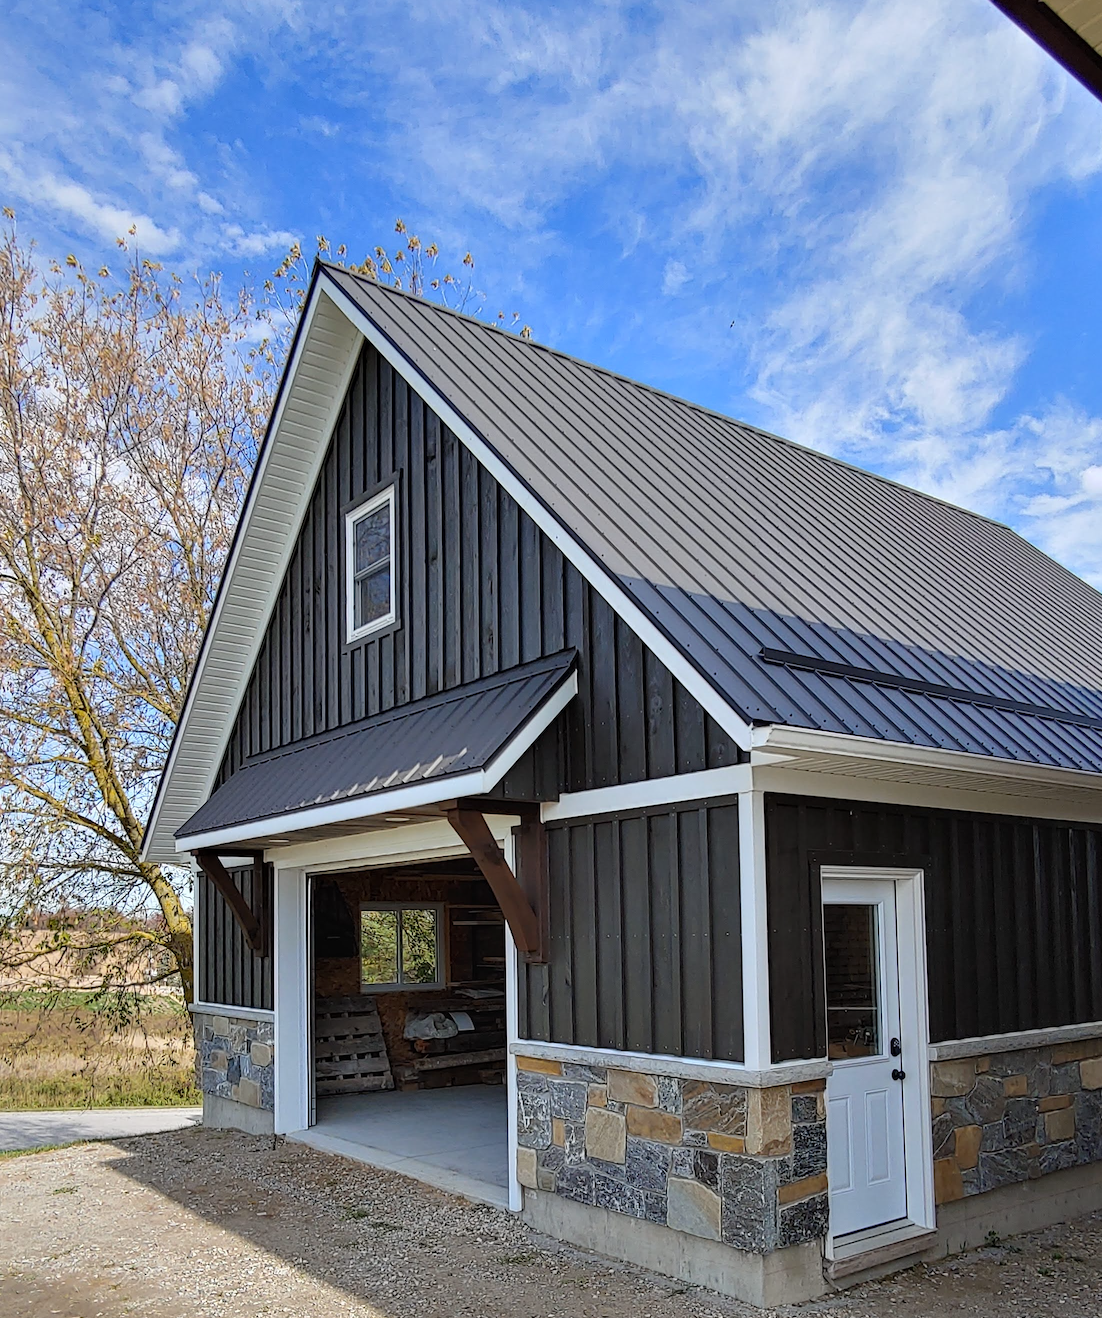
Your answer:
(319, 274), (755, 755)
(141, 288), (364, 863)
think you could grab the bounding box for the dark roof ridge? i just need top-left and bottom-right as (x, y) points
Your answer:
(320, 260), (1016, 539)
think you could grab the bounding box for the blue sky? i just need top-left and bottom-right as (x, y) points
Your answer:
(4, 1), (1102, 580)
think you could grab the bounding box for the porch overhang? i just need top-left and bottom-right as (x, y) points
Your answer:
(174, 651), (576, 854)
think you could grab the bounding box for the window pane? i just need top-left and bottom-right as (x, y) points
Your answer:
(824, 903), (881, 1059)
(399, 909), (439, 984)
(361, 909), (399, 985)
(355, 566), (391, 628)
(354, 506), (390, 573)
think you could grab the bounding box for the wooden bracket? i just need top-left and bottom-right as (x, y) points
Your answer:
(195, 849), (269, 955)
(446, 807), (546, 963)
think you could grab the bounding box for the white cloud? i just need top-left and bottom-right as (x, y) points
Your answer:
(662, 259), (689, 295)
(222, 224), (299, 258)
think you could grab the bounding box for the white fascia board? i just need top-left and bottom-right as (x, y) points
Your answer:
(752, 723), (1102, 797)
(542, 762), (751, 822)
(319, 274), (754, 753)
(141, 287), (364, 865)
(174, 671), (578, 854)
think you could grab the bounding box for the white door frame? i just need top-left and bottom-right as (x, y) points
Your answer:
(820, 865), (935, 1255)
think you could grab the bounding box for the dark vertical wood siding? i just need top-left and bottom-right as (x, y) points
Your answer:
(521, 798), (743, 1062)
(765, 793), (1102, 1062)
(214, 342), (741, 797)
(198, 866), (273, 1011)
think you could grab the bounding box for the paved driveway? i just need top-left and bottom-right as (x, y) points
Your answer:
(0, 1105), (201, 1151)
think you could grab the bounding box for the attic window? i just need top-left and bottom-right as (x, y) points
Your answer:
(346, 486), (397, 641)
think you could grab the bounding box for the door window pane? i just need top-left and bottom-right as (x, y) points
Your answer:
(824, 903), (881, 1059)
(399, 908), (439, 984)
(360, 906), (441, 988)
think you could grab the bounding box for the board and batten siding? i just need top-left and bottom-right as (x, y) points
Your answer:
(520, 798), (744, 1062)
(765, 793), (1102, 1063)
(214, 342), (741, 799)
(197, 866), (273, 1011)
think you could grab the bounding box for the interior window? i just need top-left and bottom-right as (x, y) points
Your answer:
(360, 905), (441, 988)
(347, 487), (395, 639)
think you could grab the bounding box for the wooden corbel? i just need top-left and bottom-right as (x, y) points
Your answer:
(446, 807), (546, 963)
(195, 849), (269, 955)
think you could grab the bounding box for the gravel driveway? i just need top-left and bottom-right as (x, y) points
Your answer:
(1, 1127), (1100, 1317)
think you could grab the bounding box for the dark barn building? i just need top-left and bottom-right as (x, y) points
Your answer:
(144, 265), (1102, 1306)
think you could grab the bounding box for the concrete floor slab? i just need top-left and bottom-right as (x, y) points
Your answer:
(289, 1086), (509, 1208)
(0, 1106), (202, 1152)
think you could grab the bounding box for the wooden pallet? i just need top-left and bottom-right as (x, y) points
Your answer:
(314, 994), (394, 1095)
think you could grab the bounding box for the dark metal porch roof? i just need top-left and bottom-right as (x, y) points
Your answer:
(175, 650), (575, 844)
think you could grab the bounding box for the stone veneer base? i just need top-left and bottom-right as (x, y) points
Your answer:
(521, 1187), (825, 1308)
(203, 1092), (275, 1136)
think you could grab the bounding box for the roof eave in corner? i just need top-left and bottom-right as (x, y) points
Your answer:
(990, 0), (1102, 102)
(140, 273), (365, 865)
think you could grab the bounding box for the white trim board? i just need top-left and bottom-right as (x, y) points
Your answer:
(174, 671), (577, 853)
(188, 1002), (275, 1022)
(541, 764), (751, 822)
(510, 1039), (830, 1089)
(928, 1020), (1102, 1061)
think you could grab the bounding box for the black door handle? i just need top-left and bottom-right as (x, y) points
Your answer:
(892, 1068), (906, 1081)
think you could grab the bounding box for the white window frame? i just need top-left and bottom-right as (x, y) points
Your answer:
(359, 901), (445, 991)
(345, 485), (397, 643)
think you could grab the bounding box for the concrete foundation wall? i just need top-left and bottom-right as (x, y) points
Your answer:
(203, 1091), (275, 1136)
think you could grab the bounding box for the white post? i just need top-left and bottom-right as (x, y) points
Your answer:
(273, 865), (311, 1135)
(503, 830), (522, 1212)
(738, 788), (772, 1071)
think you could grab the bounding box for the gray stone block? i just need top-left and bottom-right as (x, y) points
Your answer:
(1040, 1141), (1079, 1175)
(517, 1089), (552, 1149)
(593, 1173), (646, 1218)
(720, 1154), (780, 1255)
(1002, 1096), (1038, 1147)
(669, 1146), (695, 1179)
(562, 1062), (607, 1083)
(682, 1129), (708, 1147)
(555, 1166), (596, 1206)
(538, 1145), (565, 1173)
(790, 1095), (818, 1124)
(792, 1121), (827, 1179)
(549, 1081), (588, 1121)
(517, 1069), (550, 1094)
(978, 1147), (1032, 1193)
(932, 1112), (955, 1159)
(1050, 1063), (1081, 1096)
(625, 1137), (671, 1193)
(563, 1120), (587, 1166)
(657, 1075), (682, 1114)
(778, 1194), (829, 1247)
(667, 1177), (721, 1240)
(961, 1075), (1007, 1125)
(693, 1148), (721, 1192)
(644, 1192), (668, 1225)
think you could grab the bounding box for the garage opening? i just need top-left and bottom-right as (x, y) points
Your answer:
(305, 857), (509, 1204)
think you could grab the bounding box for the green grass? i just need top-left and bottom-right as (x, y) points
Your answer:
(0, 1141), (91, 1160)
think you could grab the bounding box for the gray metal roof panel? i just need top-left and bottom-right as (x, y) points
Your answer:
(176, 650), (575, 839)
(322, 265), (1102, 775)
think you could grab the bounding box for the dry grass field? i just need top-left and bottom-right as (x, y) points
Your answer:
(0, 990), (200, 1110)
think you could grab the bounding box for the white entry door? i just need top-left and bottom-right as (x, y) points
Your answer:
(823, 877), (908, 1238)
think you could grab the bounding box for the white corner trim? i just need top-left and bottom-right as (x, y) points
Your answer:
(174, 671), (578, 853)
(541, 763), (751, 822)
(510, 1039), (831, 1089)
(503, 833), (522, 1213)
(320, 274), (754, 753)
(928, 1020), (1102, 1062)
(189, 1001), (275, 1022)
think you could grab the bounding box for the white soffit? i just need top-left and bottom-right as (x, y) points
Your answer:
(142, 290), (364, 864)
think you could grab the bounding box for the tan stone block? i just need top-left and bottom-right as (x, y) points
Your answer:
(778, 1172), (829, 1205)
(212, 1016), (231, 1038)
(666, 1178), (721, 1240)
(707, 1133), (746, 1153)
(551, 1118), (566, 1147)
(588, 1084), (608, 1108)
(250, 1042), (272, 1067)
(934, 1158), (964, 1205)
(608, 1069), (658, 1108)
(816, 1092), (826, 1121)
(976, 1057), (991, 1072)
(517, 1056), (562, 1075)
(1081, 1057), (1102, 1089)
(236, 1077), (261, 1107)
(955, 1124), (982, 1170)
(681, 1080), (747, 1137)
(516, 1147), (537, 1190)
(626, 1106), (683, 1144)
(931, 1061), (976, 1097)
(1045, 1106), (1076, 1143)
(1003, 1074), (1028, 1097)
(1051, 1038), (1102, 1065)
(585, 1106), (626, 1164)
(536, 1167), (557, 1192)
(1039, 1094), (1074, 1112)
(790, 1078), (826, 1094)
(746, 1087), (792, 1156)
(932, 1097), (947, 1116)
(209, 1050), (228, 1073)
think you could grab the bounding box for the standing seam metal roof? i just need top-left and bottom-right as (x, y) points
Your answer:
(323, 264), (1102, 775)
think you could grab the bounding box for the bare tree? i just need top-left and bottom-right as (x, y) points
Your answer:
(0, 219), (528, 1004)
